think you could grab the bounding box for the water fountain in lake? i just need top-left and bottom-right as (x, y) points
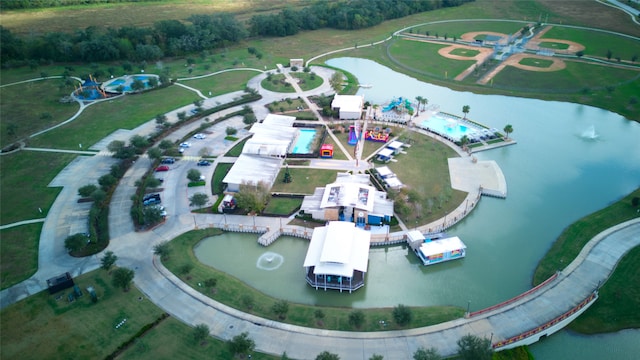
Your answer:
(256, 252), (284, 271)
(581, 125), (599, 140)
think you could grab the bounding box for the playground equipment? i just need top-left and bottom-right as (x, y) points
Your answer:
(365, 127), (390, 143)
(382, 97), (414, 113)
(320, 144), (334, 158)
(348, 125), (358, 145)
(74, 75), (107, 101)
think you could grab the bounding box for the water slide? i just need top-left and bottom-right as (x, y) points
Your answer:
(348, 126), (358, 145)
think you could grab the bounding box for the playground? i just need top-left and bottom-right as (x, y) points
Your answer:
(101, 74), (160, 94)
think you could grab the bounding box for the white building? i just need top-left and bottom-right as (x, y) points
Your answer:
(303, 221), (371, 292)
(331, 94), (364, 120)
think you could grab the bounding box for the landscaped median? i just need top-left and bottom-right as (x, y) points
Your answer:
(162, 228), (465, 332)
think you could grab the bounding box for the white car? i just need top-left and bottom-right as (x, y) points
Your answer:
(193, 133), (206, 139)
(179, 142), (191, 148)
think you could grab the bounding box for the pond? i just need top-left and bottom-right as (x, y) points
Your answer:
(195, 57), (640, 359)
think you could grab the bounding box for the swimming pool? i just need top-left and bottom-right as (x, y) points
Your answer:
(420, 114), (485, 142)
(292, 128), (317, 154)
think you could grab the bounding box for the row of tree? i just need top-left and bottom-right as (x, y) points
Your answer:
(0, 0), (474, 66)
(248, 0), (475, 36)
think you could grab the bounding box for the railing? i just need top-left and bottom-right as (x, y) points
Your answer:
(493, 291), (598, 349)
(468, 272), (559, 318)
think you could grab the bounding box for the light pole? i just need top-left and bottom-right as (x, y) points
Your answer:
(466, 300), (471, 316)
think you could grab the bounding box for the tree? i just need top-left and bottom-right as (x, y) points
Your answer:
(459, 135), (469, 151)
(462, 105), (470, 119)
(576, 50), (584, 58)
(153, 241), (171, 260)
(192, 323), (210, 345)
(98, 174), (117, 190)
(415, 96), (424, 113)
(107, 140), (126, 153)
(187, 169), (202, 183)
(130, 134), (149, 150)
(457, 334), (492, 360)
(177, 111), (187, 121)
(147, 147), (162, 160)
(329, 72), (344, 92)
(189, 192), (209, 209)
(606, 49), (612, 60)
(112, 267), (135, 291)
(314, 309), (325, 324)
(243, 108), (257, 125)
(155, 114), (167, 126)
(228, 332), (255, 357)
(143, 206), (164, 225)
(226, 127), (238, 136)
(146, 177), (162, 189)
(65, 233), (87, 252)
(316, 351), (340, 360)
(393, 304), (412, 326)
(413, 347), (441, 360)
(235, 181), (270, 214)
(91, 189), (107, 204)
(78, 184), (98, 197)
(370, 355), (384, 360)
(631, 196), (639, 207)
(503, 124), (514, 140)
(159, 139), (174, 150)
(100, 251), (118, 271)
(348, 310), (365, 329)
(271, 299), (289, 320)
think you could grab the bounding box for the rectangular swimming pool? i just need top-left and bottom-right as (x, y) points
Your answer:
(420, 114), (484, 142)
(292, 128), (317, 154)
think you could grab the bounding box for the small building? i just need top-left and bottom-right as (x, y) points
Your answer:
(303, 221), (370, 293)
(376, 148), (394, 162)
(331, 94), (364, 120)
(414, 236), (467, 266)
(47, 272), (75, 294)
(300, 173), (394, 226)
(290, 58), (304, 68)
(320, 144), (333, 158)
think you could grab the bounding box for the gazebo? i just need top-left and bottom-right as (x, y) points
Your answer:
(303, 221), (371, 293)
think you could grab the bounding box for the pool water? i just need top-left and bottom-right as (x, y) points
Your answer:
(420, 114), (482, 142)
(292, 128), (316, 154)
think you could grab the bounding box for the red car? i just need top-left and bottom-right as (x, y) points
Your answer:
(155, 165), (170, 172)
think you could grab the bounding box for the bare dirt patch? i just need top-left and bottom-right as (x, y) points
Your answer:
(526, 26), (585, 54)
(478, 53), (566, 85)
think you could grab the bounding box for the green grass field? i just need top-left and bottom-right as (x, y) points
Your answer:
(290, 72), (325, 91)
(271, 168), (338, 194)
(542, 26), (640, 60)
(449, 48), (480, 57)
(0, 79), (80, 146)
(261, 74), (296, 93)
(538, 41), (570, 50)
(412, 20), (525, 39)
(263, 197), (302, 216)
(28, 85), (196, 149)
(178, 70), (259, 97)
(493, 60), (639, 92)
(388, 39), (477, 79)
(0, 223), (42, 290)
(518, 57), (554, 68)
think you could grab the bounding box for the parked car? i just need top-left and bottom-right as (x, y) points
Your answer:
(155, 165), (170, 172)
(179, 142), (191, 148)
(179, 147), (185, 153)
(143, 193), (161, 202)
(197, 160), (211, 166)
(143, 193), (161, 206)
(161, 157), (175, 164)
(193, 133), (206, 139)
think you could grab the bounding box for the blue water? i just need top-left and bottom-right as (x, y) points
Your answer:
(420, 114), (481, 142)
(292, 128), (316, 154)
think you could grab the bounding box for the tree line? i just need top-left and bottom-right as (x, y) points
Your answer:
(249, 0), (475, 36)
(0, 0), (473, 67)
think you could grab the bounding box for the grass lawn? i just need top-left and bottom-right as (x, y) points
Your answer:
(178, 70), (259, 97)
(538, 41), (570, 50)
(271, 168), (338, 194)
(491, 59), (639, 92)
(260, 74), (296, 93)
(0, 223), (42, 290)
(0, 151), (76, 225)
(388, 39), (477, 79)
(263, 197), (302, 216)
(0, 79), (80, 146)
(449, 48), (480, 57)
(212, 163), (233, 195)
(28, 85), (197, 149)
(542, 26), (640, 60)
(224, 137), (249, 157)
(518, 57), (554, 68)
(163, 228), (465, 332)
(0, 269), (166, 360)
(267, 97), (307, 112)
(412, 20), (525, 39)
(289, 71), (325, 91)
(118, 315), (280, 360)
(533, 188), (640, 333)
(322, 134), (349, 160)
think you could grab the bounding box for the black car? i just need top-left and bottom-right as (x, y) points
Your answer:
(143, 193), (161, 205)
(161, 157), (175, 164)
(197, 160), (211, 166)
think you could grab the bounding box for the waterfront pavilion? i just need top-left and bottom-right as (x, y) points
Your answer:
(303, 221), (371, 293)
